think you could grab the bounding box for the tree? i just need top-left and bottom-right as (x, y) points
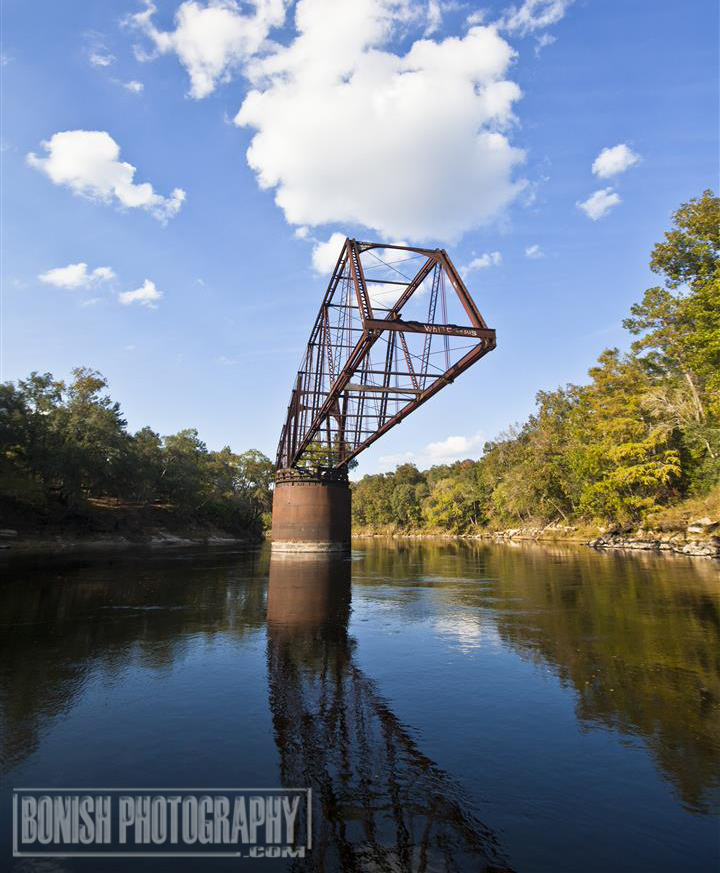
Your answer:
(391, 483), (421, 527)
(235, 449), (274, 514)
(572, 350), (682, 521)
(422, 478), (476, 532)
(54, 368), (130, 503)
(624, 189), (720, 421)
(129, 427), (165, 502)
(159, 429), (208, 510)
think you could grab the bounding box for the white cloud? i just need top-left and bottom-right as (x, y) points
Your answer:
(90, 51), (116, 67)
(377, 450), (416, 469)
(119, 279), (163, 307)
(124, 80), (144, 93)
(577, 187), (621, 220)
(377, 431), (485, 471)
(525, 243), (543, 258)
(424, 0), (443, 35)
(86, 32), (116, 68)
(27, 130), (185, 223)
(466, 10), (486, 25)
(39, 262), (116, 289)
(461, 251), (502, 276)
(592, 143), (640, 178)
(127, 0), (289, 99)
(235, 3), (525, 242)
(426, 432), (485, 461)
(500, 0), (574, 34)
(311, 232), (346, 274)
(534, 32), (555, 54)
(93, 266), (115, 281)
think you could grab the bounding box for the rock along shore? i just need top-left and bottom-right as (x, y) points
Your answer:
(354, 517), (720, 559)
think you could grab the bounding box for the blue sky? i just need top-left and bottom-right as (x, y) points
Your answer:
(2, 0), (717, 475)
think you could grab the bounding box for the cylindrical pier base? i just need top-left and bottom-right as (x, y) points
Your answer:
(271, 470), (351, 552)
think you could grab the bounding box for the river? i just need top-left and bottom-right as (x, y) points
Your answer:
(1, 540), (718, 871)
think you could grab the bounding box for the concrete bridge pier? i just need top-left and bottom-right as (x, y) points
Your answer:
(271, 469), (351, 552)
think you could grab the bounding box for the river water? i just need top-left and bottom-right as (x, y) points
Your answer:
(0, 540), (718, 872)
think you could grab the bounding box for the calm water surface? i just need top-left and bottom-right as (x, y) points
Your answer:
(0, 540), (718, 872)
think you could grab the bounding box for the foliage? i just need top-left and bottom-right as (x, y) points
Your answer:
(353, 191), (720, 530)
(0, 368), (274, 536)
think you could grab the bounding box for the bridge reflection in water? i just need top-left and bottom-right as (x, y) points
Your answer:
(266, 554), (513, 872)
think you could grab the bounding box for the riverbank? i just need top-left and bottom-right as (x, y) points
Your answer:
(353, 518), (720, 558)
(0, 497), (261, 553)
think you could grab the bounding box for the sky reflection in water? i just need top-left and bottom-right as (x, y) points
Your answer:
(0, 541), (718, 872)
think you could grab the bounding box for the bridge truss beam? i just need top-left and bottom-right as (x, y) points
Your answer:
(276, 239), (496, 473)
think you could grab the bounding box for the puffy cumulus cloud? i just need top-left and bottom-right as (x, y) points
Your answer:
(39, 262), (116, 289)
(119, 279), (163, 307)
(592, 143), (640, 178)
(577, 187), (621, 220)
(27, 131), (185, 223)
(426, 432), (485, 461)
(500, 0), (574, 35)
(235, 0), (526, 242)
(123, 80), (144, 93)
(525, 243), (543, 258)
(461, 251), (502, 276)
(311, 232), (347, 274)
(127, 0), (289, 98)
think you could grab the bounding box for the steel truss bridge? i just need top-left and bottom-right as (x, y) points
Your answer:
(276, 239), (496, 474)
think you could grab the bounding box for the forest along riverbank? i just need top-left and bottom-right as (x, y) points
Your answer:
(4, 519), (719, 558)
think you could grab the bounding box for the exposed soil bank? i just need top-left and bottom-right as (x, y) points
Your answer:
(0, 498), (261, 554)
(0, 531), (257, 554)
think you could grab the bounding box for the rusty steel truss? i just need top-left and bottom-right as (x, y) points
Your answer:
(276, 239), (496, 473)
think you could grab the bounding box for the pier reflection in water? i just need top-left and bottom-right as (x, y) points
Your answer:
(267, 553), (511, 871)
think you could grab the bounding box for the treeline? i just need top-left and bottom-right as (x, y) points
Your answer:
(0, 369), (274, 536)
(353, 190), (720, 532)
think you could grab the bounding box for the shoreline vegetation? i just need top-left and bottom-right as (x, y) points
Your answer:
(350, 192), (719, 560)
(0, 370), (276, 551)
(2, 192), (718, 559)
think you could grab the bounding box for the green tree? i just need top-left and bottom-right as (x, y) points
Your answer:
(160, 428), (208, 510)
(572, 350), (682, 521)
(624, 190), (719, 420)
(46, 368), (129, 504)
(422, 478), (476, 532)
(391, 483), (421, 527)
(129, 427), (165, 502)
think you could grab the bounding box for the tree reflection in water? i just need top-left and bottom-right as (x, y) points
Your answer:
(355, 539), (720, 814)
(267, 553), (513, 872)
